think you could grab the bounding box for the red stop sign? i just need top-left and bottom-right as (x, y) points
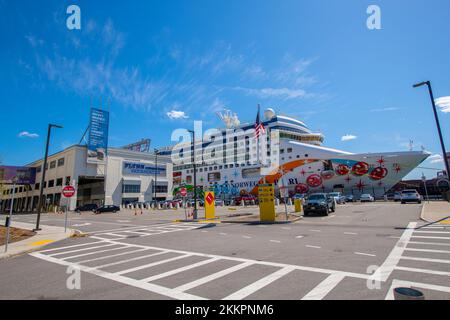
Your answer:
(180, 188), (187, 197)
(62, 185), (76, 198)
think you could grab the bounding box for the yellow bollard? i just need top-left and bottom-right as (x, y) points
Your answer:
(294, 199), (303, 213)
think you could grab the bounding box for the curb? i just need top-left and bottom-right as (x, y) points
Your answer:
(0, 227), (76, 260)
(420, 203), (429, 223)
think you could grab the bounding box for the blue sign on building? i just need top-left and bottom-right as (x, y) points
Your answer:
(123, 162), (166, 176)
(87, 108), (109, 163)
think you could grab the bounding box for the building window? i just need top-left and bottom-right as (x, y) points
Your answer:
(35, 183), (40, 190)
(65, 176), (71, 186)
(48, 180), (55, 188)
(57, 158), (65, 167)
(50, 161), (56, 169)
(153, 185), (168, 193)
(43, 181), (47, 189)
(56, 178), (63, 186)
(280, 149), (285, 154)
(287, 148), (293, 153)
(36, 166), (41, 173)
(122, 184), (141, 193)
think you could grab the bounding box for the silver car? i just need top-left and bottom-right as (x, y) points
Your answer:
(401, 190), (422, 204)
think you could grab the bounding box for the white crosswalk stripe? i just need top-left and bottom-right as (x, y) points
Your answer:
(29, 221), (450, 300)
(30, 236), (371, 300)
(387, 224), (450, 299)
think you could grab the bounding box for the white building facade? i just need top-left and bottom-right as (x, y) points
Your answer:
(0, 145), (172, 212)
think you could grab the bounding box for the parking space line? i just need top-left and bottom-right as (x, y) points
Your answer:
(414, 231), (450, 234)
(115, 254), (191, 275)
(295, 236), (304, 239)
(175, 262), (255, 292)
(408, 241), (450, 247)
(301, 273), (346, 300)
(37, 241), (105, 253)
(306, 245), (321, 249)
(242, 236), (252, 239)
(77, 248), (151, 264)
(394, 266), (450, 277)
(401, 256), (450, 264)
(412, 235), (450, 240)
(95, 251), (169, 269)
(60, 246), (130, 261)
(223, 267), (295, 300)
(140, 258), (220, 282)
(48, 243), (118, 257)
(270, 240), (281, 243)
(344, 232), (358, 235)
(405, 248), (450, 254)
(354, 252), (376, 257)
(309, 230), (321, 232)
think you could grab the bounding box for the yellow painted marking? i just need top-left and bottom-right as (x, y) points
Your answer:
(31, 240), (54, 246)
(439, 220), (450, 225)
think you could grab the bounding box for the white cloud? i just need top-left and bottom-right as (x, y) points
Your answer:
(435, 96), (450, 113)
(167, 110), (188, 119)
(18, 131), (39, 138)
(428, 154), (444, 164)
(233, 87), (310, 100)
(370, 107), (400, 112)
(341, 134), (357, 141)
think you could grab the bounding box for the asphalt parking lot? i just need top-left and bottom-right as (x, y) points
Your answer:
(1, 202), (449, 300)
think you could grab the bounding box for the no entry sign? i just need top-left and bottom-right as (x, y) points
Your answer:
(62, 185), (76, 198)
(180, 188), (187, 197)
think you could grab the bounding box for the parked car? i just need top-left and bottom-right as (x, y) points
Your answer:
(293, 193), (306, 200)
(234, 195), (258, 206)
(303, 193), (335, 216)
(95, 205), (120, 214)
(393, 192), (402, 202)
(328, 192), (346, 204)
(344, 195), (354, 202)
(75, 203), (98, 212)
(214, 199), (224, 206)
(360, 194), (375, 202)
(401, 189), (422, 204)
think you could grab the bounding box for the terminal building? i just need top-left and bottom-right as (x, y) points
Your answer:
(0, 145), (173, 212)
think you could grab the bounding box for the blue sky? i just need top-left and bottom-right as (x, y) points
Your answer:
(0, 0), (449, 179)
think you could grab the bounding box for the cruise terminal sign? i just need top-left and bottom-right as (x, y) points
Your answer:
(123, 162), (166, 176)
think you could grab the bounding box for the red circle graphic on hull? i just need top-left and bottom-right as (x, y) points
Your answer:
(370, 167), (388, 180)
(352, 162), (369, 176)
(306, 174), (323, 188)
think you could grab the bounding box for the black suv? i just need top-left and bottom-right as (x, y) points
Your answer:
(75, 203), (98, 213)
(303, 193), (335, 216)
(95, 205), (120, 214)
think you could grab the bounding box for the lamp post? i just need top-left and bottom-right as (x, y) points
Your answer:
(4, 177), (17, 253)
(35, 124), (63, 231)
(422, 173), (430, 203)
(153, 148), (159, 208)
(187, 130), (198, 219)
(413, 81), (450, 181)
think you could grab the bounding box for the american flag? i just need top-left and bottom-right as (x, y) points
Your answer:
(255, 105), (266, 139)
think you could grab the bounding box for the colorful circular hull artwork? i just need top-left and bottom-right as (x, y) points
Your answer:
(295, 183), (309, 194)
(369, 167), (388, 180)
(351, 162), (370, 176)
(335, 164), (350, 176)
(321, 170), (335, 180)
(306, 174), (323, 188)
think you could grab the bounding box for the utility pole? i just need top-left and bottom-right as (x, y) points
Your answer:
(188, 130), (198, 219)
(413, 81), (450, 181)
(35, 124), (63, 231)
(154, 148), (159, 208)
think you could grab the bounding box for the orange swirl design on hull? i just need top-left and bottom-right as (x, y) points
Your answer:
(249, 159), (319, 195)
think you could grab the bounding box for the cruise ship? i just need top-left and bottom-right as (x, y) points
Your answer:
(167, 108), (430, 199)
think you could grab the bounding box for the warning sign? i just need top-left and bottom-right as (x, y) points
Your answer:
(204, 191), (215, 220)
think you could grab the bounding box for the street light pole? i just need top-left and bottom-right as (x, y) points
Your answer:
(188, 130), (198, 219)
(154, 148), (159, 208)
(413, 81), (450, 180)
(35, 124), (63, 231)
